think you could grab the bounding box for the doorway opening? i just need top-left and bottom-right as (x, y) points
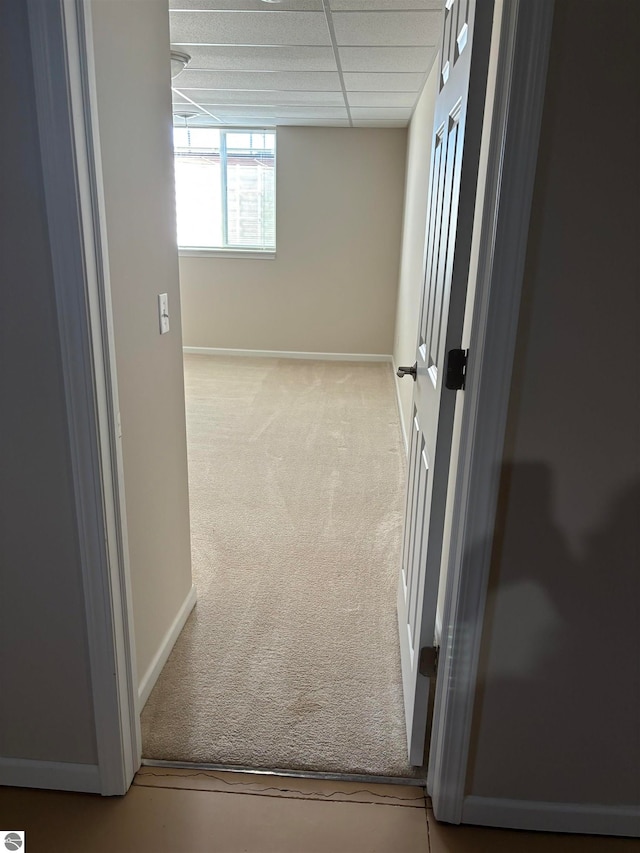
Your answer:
(134, 0), (488, 783)
(140, 355), (417, 778)
(131, 2), (454, 783)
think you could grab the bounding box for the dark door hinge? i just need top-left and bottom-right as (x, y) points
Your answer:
(419, 645), (439, 678)
(445, 348), (468, 390)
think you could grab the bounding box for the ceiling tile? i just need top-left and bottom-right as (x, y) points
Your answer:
(275, 106), (349, 118)
(170, 1), (323, 10)
(347, 91), (417, 107)
(175, 115), (223, 126)
(352, 119), (409, 127)
(170, 11), (331, 46)
(166, 1), (445, 128)
(172, 105), (208, 116)
(343, 72), (424, 91)
(174, 71), (342, 94)
(276, 119), (350, 126)
(338, 45), (437, 72)
(173, 109), (222, 123)
(331, 11), (441, 46)
(174, 69), (340, 91)
(175, 45), (337, 72)
(330, 0), (442, 9)
(172, 94), (206, 112)
(190, 90), (346, 106)
(207, 105), (349, 118)
(173, 113), (351, 127)
(350, 106), (412, 119)
(218, 117), (350, 127)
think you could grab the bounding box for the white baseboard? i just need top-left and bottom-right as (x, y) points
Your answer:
(138, 584), (197, 711)
(183, 346), (393, 363)
(0, 756), (101, 793)
(461, 795), (640, 838)
(391, 358), (409, 456)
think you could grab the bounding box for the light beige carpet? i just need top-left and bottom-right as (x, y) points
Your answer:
(141, 355), (417, 777)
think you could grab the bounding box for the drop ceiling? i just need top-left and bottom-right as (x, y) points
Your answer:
(169, 0), (444, 128)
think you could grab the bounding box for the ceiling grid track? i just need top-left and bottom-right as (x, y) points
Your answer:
(321, 0), (353, 127)
(172, 86), (223, 124)
(167, 2), (445, 128)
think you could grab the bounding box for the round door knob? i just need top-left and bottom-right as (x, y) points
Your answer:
(397, 363), (417, 380)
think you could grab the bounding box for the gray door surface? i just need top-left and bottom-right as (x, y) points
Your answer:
(397, 0), (494, 766)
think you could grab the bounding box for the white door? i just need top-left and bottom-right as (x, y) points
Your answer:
(397, 0), (493, 766)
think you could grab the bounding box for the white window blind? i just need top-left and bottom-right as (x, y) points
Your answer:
(173, 127), (276, 252)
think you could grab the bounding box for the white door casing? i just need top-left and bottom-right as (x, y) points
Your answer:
(397, 0), (495, 767)
(26, 0), (140, 795)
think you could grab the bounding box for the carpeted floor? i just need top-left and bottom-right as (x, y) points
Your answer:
(141, 355), (417, 777)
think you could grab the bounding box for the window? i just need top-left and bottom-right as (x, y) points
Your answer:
(173, 127), (276, 254)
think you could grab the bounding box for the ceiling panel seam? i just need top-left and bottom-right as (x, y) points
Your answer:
(179, 70), (427, 75)
(171, 42), (433, 48)
(321, 0), (352, 127)
(169, 7), (435, 13)
(168, 4), (445, 127)
(172, 87), (223, 123)
(175, 88), (417, 93)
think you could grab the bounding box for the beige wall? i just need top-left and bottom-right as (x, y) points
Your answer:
(91, 0), (193, 685)
(467, 0), (640, 806)
(179, 127), (407, 355)
(392, 63), (439, 444)
(0, 1), (97, 764)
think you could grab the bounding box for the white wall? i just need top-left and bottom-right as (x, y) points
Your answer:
(179, 127), (407, 355)
(0, 0), (97, 765)
(91, 0), (193, 687)
(392, 62), (439, 444)
(468, 0), (640, 808)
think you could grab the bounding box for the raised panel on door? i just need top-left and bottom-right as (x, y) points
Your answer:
(397, 0), (494, 767)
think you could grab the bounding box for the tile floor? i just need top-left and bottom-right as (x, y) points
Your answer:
(0, 769), (636, 853)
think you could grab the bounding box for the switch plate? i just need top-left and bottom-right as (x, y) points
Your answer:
(158, 293), (170, 334)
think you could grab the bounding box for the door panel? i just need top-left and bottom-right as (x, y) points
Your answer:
(397, 0), (494, 767)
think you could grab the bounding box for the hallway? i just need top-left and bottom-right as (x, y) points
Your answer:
(2, 769), (636, 853)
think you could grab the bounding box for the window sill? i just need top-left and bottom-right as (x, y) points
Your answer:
(178, 248), (276, 260)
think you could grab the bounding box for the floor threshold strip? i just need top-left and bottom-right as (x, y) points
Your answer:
(141, 758), (428, 788)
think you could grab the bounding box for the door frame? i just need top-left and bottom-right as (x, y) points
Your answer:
(26, 0), (141, 795)
(427, 0), (554, 822)
(24, 0), (553, 814)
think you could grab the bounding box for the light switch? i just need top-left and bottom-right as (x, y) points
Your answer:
(158, 293), (170, 334)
